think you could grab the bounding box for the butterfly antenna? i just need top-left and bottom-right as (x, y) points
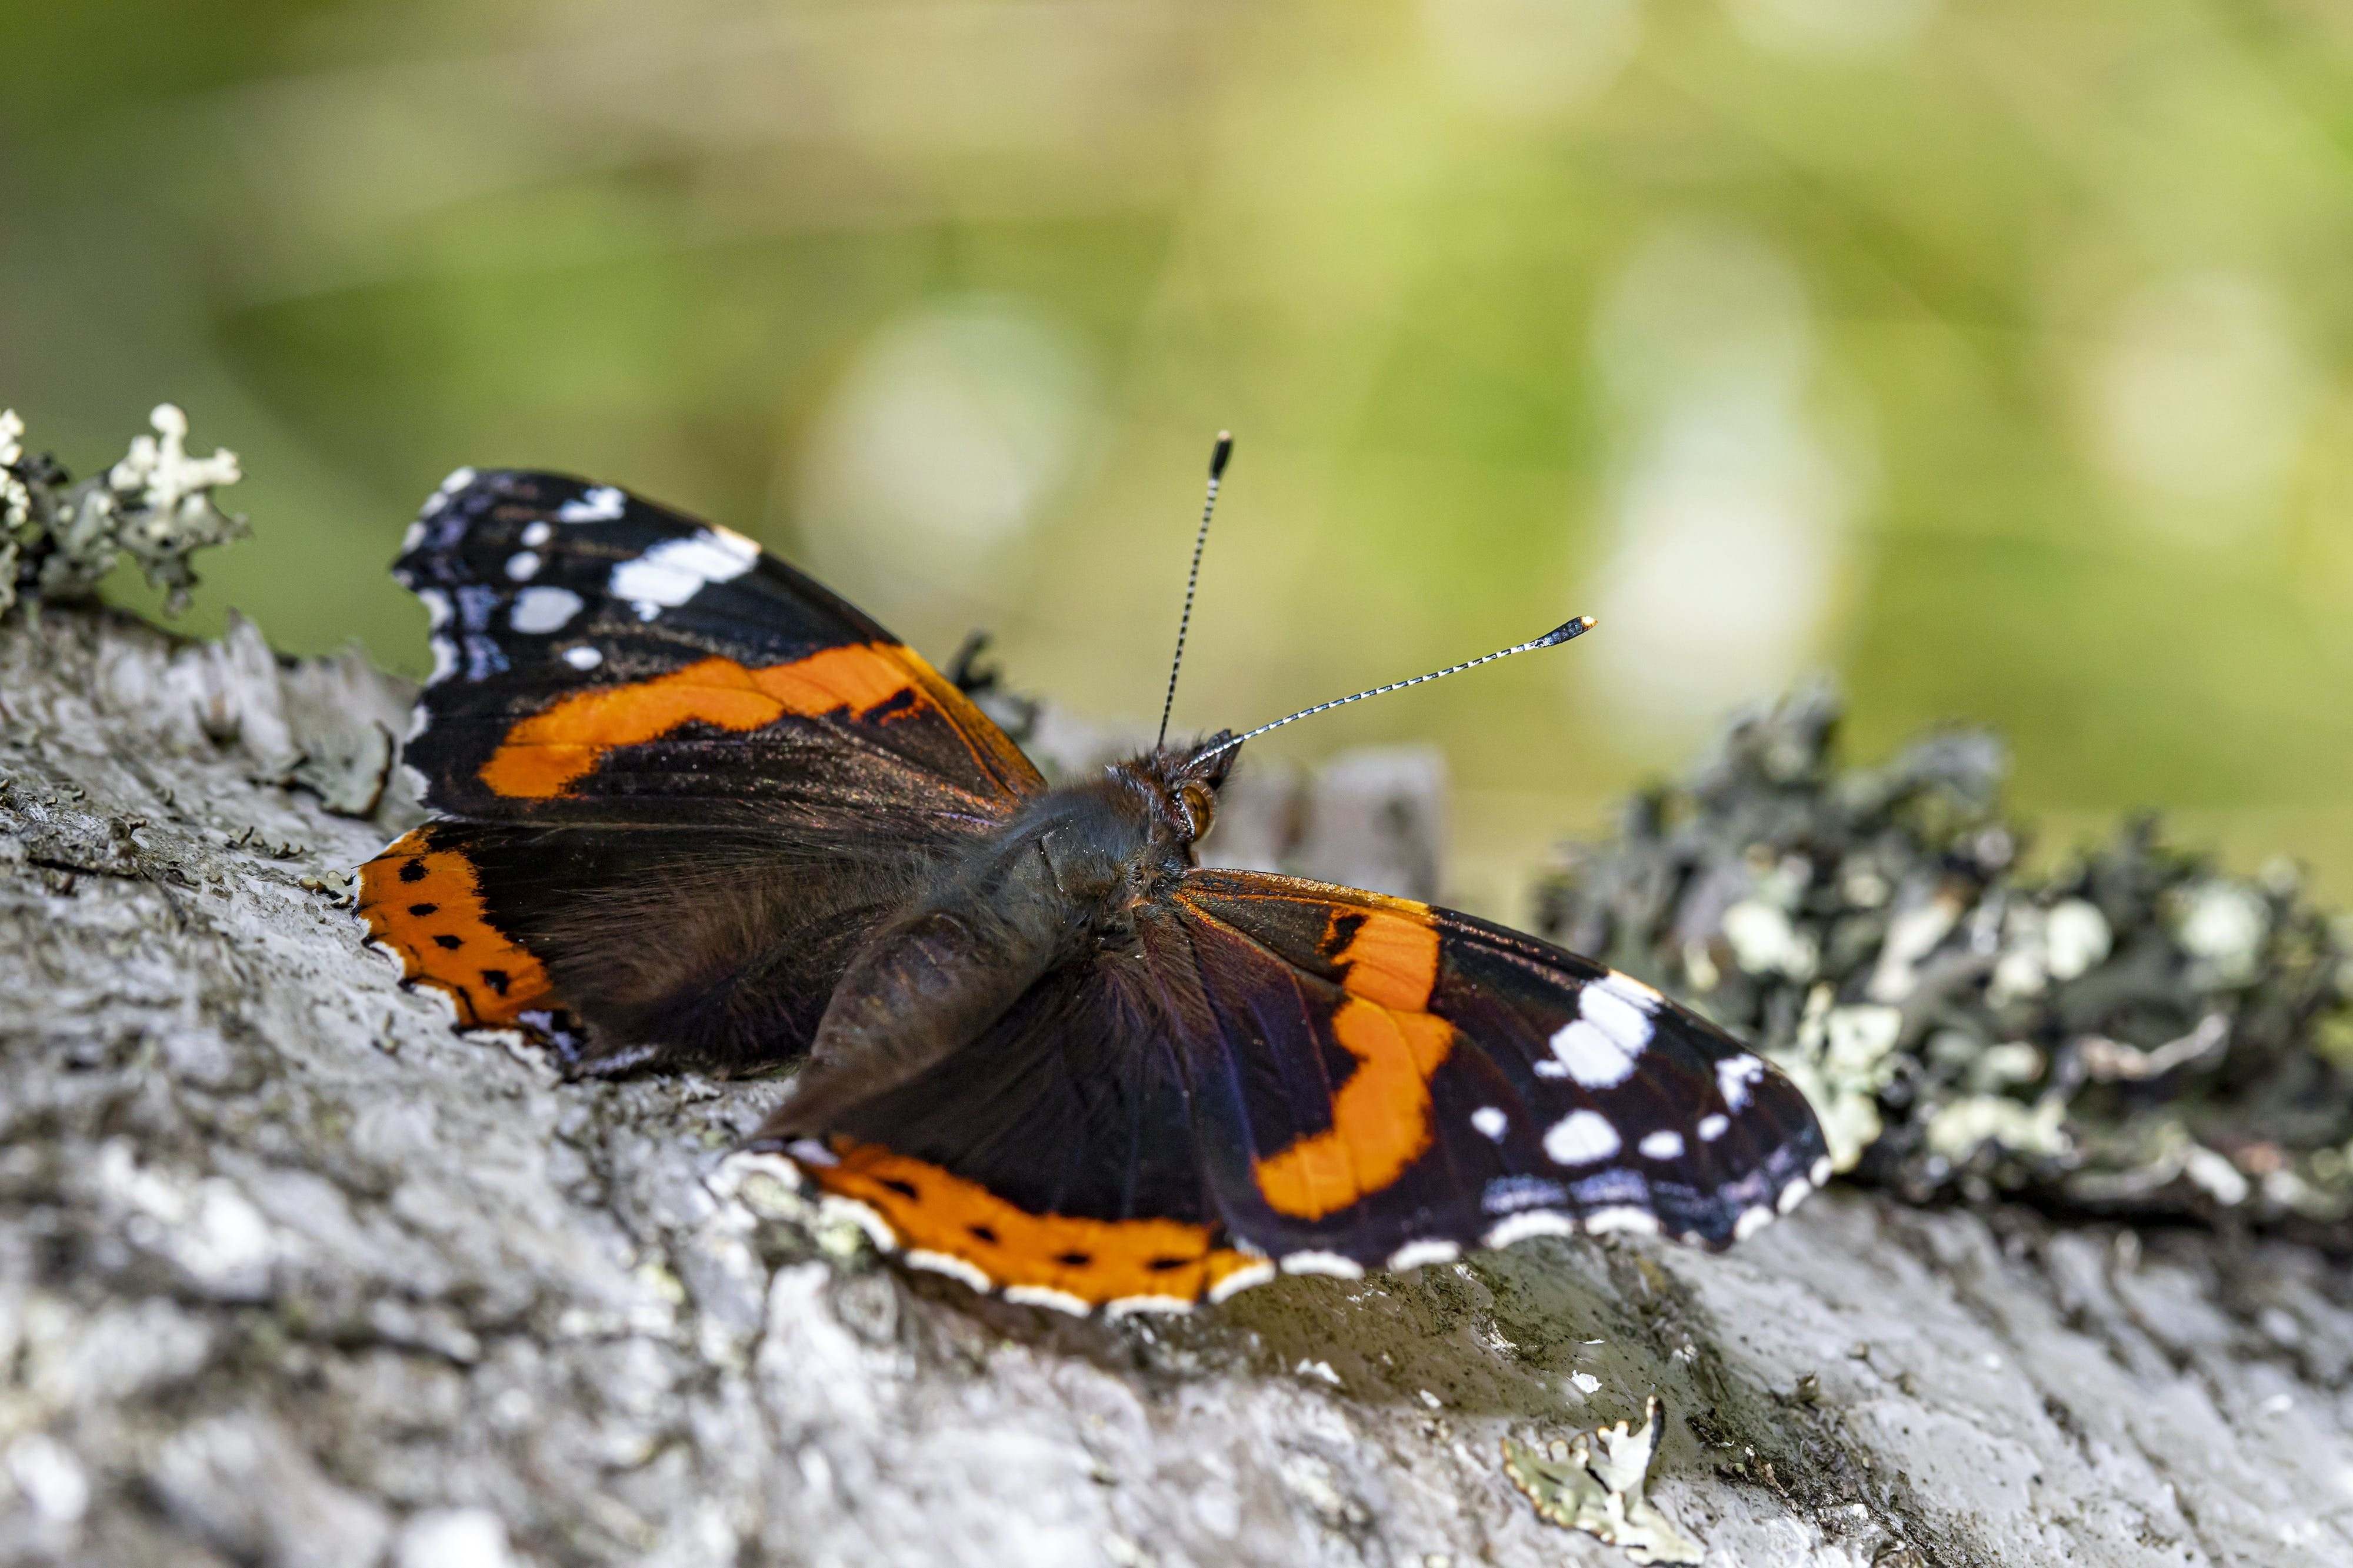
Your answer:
(1194, 615), (1598, 765)
(1156, 431), (1236, 749)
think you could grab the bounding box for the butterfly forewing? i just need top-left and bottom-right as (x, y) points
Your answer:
(362, 469), (1040, 1070)
(395, 468), (1041, 830)
(779, 966), (1268, 1313)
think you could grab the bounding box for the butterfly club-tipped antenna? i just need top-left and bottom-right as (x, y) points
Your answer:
(1192, 615), (1598, 767)
(1156, 431), (1237, 749)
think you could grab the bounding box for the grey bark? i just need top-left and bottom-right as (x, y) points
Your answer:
(4, 605), (2350, 1568)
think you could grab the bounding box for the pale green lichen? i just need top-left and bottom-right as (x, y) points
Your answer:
(1, 403), (245, 616)
(0, 411), (34, 602)
(1764, 990), (1904, 1173)
(1924, 1094), (2070, 1165)
(1721, 898), (1821, 981)
(1989, 899), (2112, 1005)
(1501, 1396), (1703, 1566)
(1537, 685), (2353, 1245)
(2174, 879), (2271, 989)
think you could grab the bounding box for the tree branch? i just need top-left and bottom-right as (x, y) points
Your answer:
(4, 605), (2347, 1568)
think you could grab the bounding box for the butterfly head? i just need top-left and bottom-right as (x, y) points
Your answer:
(1126, 732), (1239, 849)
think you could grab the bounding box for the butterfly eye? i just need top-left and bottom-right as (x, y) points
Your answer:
(1178, 781), (1217, 840)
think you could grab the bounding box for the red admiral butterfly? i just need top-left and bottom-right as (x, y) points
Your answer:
(360, 446), (1829, 1316)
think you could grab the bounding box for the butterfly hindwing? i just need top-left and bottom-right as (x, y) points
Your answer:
(359, 820), (571, 1037)
(1165, 869), (1829, 1269)
(779, 965), (1268, 1314)
(358, 816), (932, 1073)
(396, 468), (1042, 832)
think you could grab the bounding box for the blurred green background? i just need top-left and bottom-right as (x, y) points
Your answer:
(6, 0), (2351, 916)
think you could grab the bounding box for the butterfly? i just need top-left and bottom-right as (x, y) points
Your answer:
(359, 453), (1829, 1316)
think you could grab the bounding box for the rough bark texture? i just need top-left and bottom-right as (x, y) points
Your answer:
(5, 606), (2352, 1568)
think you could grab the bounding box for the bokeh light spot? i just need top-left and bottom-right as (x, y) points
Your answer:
(2083, 271), (2315, 538)
(788, 297), (1099, 616)
(1579, 224), (1861, 752)
(1722, 0), (1942, 59)
(1420, 0), (1642, 119)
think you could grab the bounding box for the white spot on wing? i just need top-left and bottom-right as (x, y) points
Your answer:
(815, 1195), (896, 1252)
(1717, 1054), (1766, 1111)
(1544, 1109), (1622, 1166)
(904, 1249), (991, 1293)
(713, 1150), (808, 1196)
(401, 521), (424, 552)
(1002, 1284), (1091, 1316)
(1583, 1206), (1661, 1236)
(505, 550), (540, 580)
(1207, 1261), (1277, 1303)
(1638, 1130), (1685, 1161)
(1471, 1106), (1508, 1140)
(428, 638), (456, 685)
(510, 586), (584, 634)
(1548, 1020), (1637, 1088)
(424, 466), (474, 515)
(1104, 1295), (1194, 1319)
(1810, 1154), (1833, 1186)
(1732, 1205), (1775, 1242)
(1483, 1175), (1569, 1213)
(561, 645), (604, 670)
(1484, 1211), (1577, 1249)
(1596, 970), (1664, 1010)
(557, 484), (625, 523)
(611, 530), (758, 619)
(521, 520), (552, 546)
(417, 588), (453, 630)
(1279, 1251), (1365, 1279)
(1579, 982), (1654, 1054)
(1777, 1176), (1813, 1215)
(1387, 1239), (1461, 1272)
(1697, 1113), (1730, 1142)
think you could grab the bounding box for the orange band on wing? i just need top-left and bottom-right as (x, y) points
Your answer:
(478, 645), (922, 799)
(1330, 906), (1442, 1011)
(359, 829), (555, 1027)
(1254, 908), (1454, 1220)
(808, 1140), (1262, 1308)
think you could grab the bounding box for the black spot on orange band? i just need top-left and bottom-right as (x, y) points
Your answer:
(358, 829), (555, 1028)
(808, 1139), (1262, 1309)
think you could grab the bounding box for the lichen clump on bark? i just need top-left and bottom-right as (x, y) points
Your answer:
(1501, 1396), (1703, 1565)
(1, 403), (246, 617)
(1536, 686), (2353, 1247)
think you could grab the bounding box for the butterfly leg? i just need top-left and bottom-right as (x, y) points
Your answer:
(563, 1037), (677, 1080)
